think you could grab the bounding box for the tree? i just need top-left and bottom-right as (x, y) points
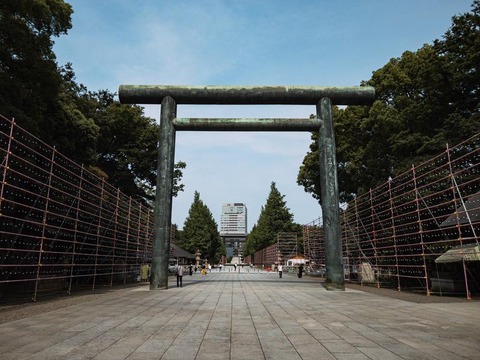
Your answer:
(93, 101), (186, 202)
(54, 63), (100, 164)
(181, 191), (224, 264)
(0, 0), (73, 136)
(244, 182), (295, 255)
(429, 0), (480, 147)
(55, 65), (187, 203)
(0, 1), (186, 204)
(0, 2), (101, 169)
(243, 223), (257, 256)
(298, 2), (480, 203)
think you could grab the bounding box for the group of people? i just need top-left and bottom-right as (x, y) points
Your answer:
(177, 262), (305, 287)
(277, 264), (304, 279)
(175, 263), (212, 287)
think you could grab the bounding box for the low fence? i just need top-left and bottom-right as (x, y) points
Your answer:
(303, 134), (480, 298)
(0, 115), (154, 301)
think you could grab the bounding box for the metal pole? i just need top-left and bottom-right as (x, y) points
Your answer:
(93, 179), (106, 290)
(317, 98), (344, 290)
(144, 209), (152, 265)
(412, 165), (430, 296)
(370, 189), (380, 288)
(136, 203), (142, 268)
(124, 197), (132, 285)
(446, 143), (472, 300)
(354, 198), (363, 286)
(342, 210), (350, 281)
(0, 118), (14, 203)
(33, 147), (57, 301)
(388, 178), (401, 291)
(151, 96), (177, 290)
(109, 186), (119, 288)
(69, 165), (84, 295)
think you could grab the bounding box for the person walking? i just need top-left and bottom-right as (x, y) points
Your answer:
(278, 264), (283, 278)
(176, 265), (184, 287)
(298, 264), (303, 278)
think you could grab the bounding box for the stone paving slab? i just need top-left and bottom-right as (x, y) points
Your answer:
(0, 271), (479, 359)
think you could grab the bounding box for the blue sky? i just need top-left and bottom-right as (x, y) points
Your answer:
(53, 0), (473, 231)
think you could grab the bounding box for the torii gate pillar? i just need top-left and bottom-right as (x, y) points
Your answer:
(317, 98), (343, 290)
(119, 85), (375, 291)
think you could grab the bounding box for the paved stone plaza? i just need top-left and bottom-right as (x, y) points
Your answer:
(0, 271), (479, 359)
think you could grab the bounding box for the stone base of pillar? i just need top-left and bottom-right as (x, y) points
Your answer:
(324, 281), (345, 291)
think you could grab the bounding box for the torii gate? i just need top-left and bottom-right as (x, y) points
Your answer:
(119, 85), (375, 291)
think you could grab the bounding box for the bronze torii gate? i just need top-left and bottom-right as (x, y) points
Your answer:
(119, 85), (375, 291)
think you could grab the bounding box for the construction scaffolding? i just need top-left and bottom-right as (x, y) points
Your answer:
(244, 232), (300, 270)
(303, 218), (325, 275)
(0, 115), (154, 301)
(245, 242), (277, 269)
(303, 134), (480, 299)
(3, 111), (480, 300)
(277, 232), (298, 264)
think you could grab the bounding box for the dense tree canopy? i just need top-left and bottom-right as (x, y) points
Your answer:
(5, 0), (479, 242)
(0, 0), (72, 138)
(0, 1), (185, 204)
(243, 182), (297, 256)
(298, 1), (480, 204)
(180, 191), (225, 264)
(58, 65), (186, 201)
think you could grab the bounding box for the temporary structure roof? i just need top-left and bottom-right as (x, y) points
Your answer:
(440, 191), (480, 228)
(435, 243), (480, 263)
(170, 243), (195, 259)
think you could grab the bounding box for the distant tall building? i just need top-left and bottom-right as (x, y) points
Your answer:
(220, 203), (247, 235)
(220, 203), (247, 259)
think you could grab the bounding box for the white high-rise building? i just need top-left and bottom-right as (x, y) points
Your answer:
(220, 203), (247, 259)
(220, 203), (247, 235)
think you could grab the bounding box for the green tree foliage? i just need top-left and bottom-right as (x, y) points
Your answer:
(55, 63), (100, 164)
(172, 224), (184, 245)
(298, 1), (480, 203)
(244, 182), (296, 255)
(91, 96), (186, 201)
(181, 191), (225, 264)
(243, 223), (257, 256)
(93, 95), (160, 201)
(57, 65), (186, 203)
(0, 0), (73, 137)
(430, 0), (480, 145)
(0, 1), (186, 204)
(0, 1), (101, 165)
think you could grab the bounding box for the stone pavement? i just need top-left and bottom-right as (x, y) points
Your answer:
(0, 270), (479, 360)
